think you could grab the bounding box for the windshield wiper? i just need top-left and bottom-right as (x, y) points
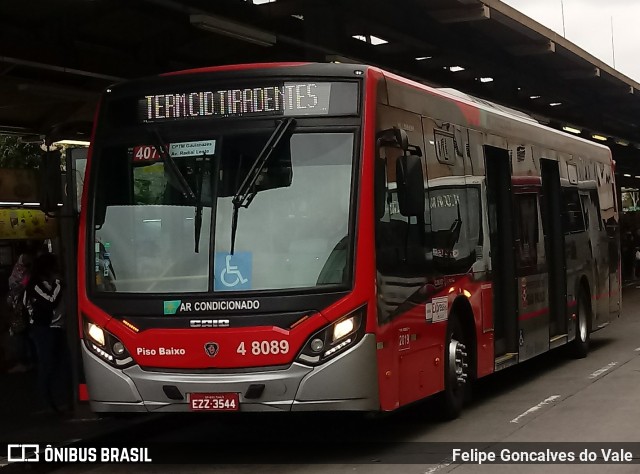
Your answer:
(230, 117), (296, 254)
(151, 129), (196, 201)
(150, 130), (214, 253)
(194, 153), (207, 253)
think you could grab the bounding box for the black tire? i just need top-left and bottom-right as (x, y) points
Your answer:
(437, 316), (470, 420)
(570, 292), (590, 359)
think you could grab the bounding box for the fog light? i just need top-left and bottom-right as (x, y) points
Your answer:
(310, 338), (324, 352)
(112, 342), (125, 356)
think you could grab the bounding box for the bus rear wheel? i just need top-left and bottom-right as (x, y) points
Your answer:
(570, 292), (590, 359)
(438, 316), (469, 420)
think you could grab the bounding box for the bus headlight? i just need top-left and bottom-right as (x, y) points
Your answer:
(332, 316), (356, 342)
(87, 322), (105, 346)
(83, 317), (134, 369)
(296, 306), (366, 366)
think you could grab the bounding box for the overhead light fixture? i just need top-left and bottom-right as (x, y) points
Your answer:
(53, 139), (90, 147)
(549, 102), (562, 106)
(416, 56), (432, 61)
(369, 35), (388, 45)
(624, 174), (632, 177)
(615, 139), (630, 146)
(190, 14), (276, 47)
(562, 126), (581, 134)
(592, 134), (607, 141)
(352, 34), (388, 46)
(291, 14), (304, 20)
(252, 0), (275, 4)
(529, 95), (541, 100)
(479, 77), (494, 83)
(448, 66), (465, 72)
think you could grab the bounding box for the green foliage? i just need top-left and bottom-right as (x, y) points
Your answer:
(0, 135), (42, 169)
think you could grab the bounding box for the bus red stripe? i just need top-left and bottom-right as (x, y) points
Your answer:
(518, 307), (549, 321)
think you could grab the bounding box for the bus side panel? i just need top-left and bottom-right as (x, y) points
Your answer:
(375, 103), (445, 409)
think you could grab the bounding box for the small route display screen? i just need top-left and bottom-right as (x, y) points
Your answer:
(138, 81), (358, 123)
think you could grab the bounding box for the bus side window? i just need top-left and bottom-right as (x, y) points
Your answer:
(562, 187), (585, 234)
(514, 193), (539, 268)
(580, 194), (590, 231)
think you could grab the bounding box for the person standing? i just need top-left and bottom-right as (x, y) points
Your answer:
(23, 252), (72, 413)
(6, 242), (38, 372)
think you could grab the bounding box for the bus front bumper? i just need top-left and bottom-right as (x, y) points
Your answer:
(81, 334), (379, 412)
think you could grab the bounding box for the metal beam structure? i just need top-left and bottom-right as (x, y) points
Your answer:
(0, 0), (639, 174)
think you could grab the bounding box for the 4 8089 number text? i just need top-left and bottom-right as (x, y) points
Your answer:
(236, 340), (290, 356)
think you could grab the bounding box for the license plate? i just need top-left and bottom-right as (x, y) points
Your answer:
(189, 393), (240, 411)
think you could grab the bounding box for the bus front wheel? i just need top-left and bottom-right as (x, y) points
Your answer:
(438, 316), (469, 419)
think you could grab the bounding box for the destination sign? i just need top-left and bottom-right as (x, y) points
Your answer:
(137, 82), (357, 123)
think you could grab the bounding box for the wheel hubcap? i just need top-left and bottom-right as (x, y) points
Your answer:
(448, 338), (468, 387)
(579, 301), (587, 342)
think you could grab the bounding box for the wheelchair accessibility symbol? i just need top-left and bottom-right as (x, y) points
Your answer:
(214, 252), (252, 291)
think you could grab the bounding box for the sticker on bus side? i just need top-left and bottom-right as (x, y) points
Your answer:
(131, 140), (216, 163)
(169, 140), (216, 158)
(426, 296), (448, 323)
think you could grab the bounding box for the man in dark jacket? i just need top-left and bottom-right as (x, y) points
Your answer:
(24, 253), (71, 413)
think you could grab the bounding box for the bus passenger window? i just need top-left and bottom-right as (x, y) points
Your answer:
(580, 194), (590, 230)
(562, 188), (586, 234)
(515, 193), (539, 268)
(427, 185), (481, 273)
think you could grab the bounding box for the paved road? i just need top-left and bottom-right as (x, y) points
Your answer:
(53, 286), (640, 474)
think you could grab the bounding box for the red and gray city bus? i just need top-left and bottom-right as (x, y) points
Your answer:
(77, 63), (620, 417)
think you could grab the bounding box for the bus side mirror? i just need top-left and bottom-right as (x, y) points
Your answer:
(39, 149), (63, 215)
(396, 154), (425, 217)
(394, 127), (409, 152)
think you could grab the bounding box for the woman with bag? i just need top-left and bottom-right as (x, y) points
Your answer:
(6, 247), (35, 373)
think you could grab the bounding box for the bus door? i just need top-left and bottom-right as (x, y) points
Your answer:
(484, 145), (518, 365)
(513, 184), (550, 362)
(540, 159), (568, 342)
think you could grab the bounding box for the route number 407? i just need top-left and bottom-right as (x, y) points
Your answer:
(237, 340), (290, 356)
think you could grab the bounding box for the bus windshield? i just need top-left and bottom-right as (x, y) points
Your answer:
(91, 129), (355, 294)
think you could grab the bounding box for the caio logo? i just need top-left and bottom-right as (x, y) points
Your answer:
(204, 342), (219, 358)
(7, 444), (40, 462)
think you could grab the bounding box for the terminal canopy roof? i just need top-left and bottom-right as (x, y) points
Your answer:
(1, 0), (639, 178)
